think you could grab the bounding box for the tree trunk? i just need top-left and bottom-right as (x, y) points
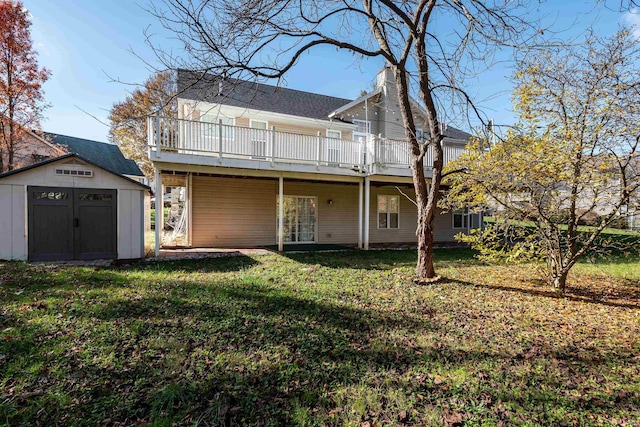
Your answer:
(416, 204), (436, 278)
(549, 271), (568, 294)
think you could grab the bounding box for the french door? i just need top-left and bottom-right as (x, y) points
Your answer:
(278, 196), (317, 243)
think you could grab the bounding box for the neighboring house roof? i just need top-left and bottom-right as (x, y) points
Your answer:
(178, 69), (353, 121)
(0, 153), (150, 190)
(45, 133), (144, 177)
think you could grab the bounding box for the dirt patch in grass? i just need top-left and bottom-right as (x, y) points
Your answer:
(1, 249), (638, 426)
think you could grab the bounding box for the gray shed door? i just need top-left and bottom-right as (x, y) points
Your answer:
(28, 186), (117, 261)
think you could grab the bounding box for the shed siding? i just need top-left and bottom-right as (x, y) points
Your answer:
(117, 189), (144, 259)
(0, 185), (14, 260)
(0, 157), (148, 260)
(12, 185), (27, 260)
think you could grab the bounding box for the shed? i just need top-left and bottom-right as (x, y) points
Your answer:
(0, 153), (150, 261)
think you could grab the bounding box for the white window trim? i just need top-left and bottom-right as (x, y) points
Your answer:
(248, 119), (269, 158)
(377, 195), (400, 229)
(326, 129), (342, 139)
(452, 209), (469, 229)
(276, 195), (318, 244)
(326, 130), (342, 165)
(249, 119), (269, 129)
(353, 119), (371, 133)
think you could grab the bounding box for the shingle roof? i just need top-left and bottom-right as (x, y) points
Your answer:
(177, 69), (472, 141)
(45, 133), (144, 177)
(178, 70), (354, 121)
(442, 126), (472, 141)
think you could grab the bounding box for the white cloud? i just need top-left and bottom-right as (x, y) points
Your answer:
(34, 41), (50, 57)
(623, 8), (640, 40)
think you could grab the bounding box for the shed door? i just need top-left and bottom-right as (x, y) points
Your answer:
(28, 187), (74, 261)
(73, 189), (117, 260)
(28, 186), (117, 261)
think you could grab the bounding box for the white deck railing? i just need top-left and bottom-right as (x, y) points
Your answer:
(148, 116), (466, 172)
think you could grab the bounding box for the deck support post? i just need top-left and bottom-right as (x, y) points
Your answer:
(154, 168), (163, 257)
(364, 176), (370, 250)
(187, 172), (193, 247)
(358, 179), (363, 249)
(278, 176), (284, 252)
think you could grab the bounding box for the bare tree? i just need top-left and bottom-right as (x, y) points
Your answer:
(147, 0), (541, 280)
(447, 29), (640, 293)
(109, 71), (176, 178)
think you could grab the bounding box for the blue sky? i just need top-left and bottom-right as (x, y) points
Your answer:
(24, 0), (640, 143)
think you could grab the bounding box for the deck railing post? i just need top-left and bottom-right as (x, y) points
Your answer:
(147, 116), (153, 158)
(155, 113), (161, 158)
(218, 119), (223, 164)
(316, 131), (322, 169)
(271, 125), (276, 167)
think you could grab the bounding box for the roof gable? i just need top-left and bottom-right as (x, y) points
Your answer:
(0, 153), (150, 190)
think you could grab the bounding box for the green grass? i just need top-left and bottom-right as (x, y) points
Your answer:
(150, 207), (170, 228)
(1, 249), (639, 426)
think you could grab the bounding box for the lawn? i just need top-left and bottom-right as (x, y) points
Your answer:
(1, 249), (639, 426)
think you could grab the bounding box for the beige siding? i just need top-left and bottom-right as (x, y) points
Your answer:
(235, 117), (249, 127)
(191, 177), (361, 247)
(190, 177), (460, 247)
(369, 185), (459, 244)
(284, 181), (360, 244)
(235, 118), (349, 139)
(192, 176), (277, 247)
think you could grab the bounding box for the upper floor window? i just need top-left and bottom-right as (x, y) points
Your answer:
(378, 195), (399, 229)
(201, 114), (234, 139)
(250, 119), (269, 158)
(353, 119), (371, 135)
(326, 130), (342, 164)
(416, 129), (428, 143)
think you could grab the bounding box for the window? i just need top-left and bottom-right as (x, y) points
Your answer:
(78, 193), (113, 201)
(416, 129), (428, 143)
(34, 191), (68, 200)
(55, 168), (93, 177)
(201, 114), (234, 140)
(250, 119), (268, 158)
(326, 130), (341, 164)
(453, 209), (469, 229)
(378, 195), (399, 229)
(353, 119), (371, 135)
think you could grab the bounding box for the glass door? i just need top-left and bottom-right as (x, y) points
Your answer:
(278, 196), (317, 243)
